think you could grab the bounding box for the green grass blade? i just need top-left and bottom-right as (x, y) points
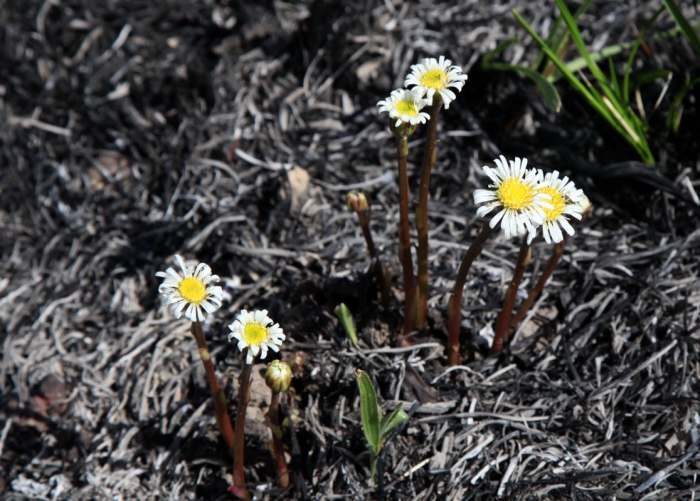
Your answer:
(537, 0), (595, 74)
(355, 370), (381, 455)
(513, 9), (654, 164)
(552, 0), (653, 162)
(334, 303), (358, 347)
(664, 0), (700, 55)
(512, 10), (615, 124)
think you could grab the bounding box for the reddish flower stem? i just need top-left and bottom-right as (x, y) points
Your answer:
(230, 359), (253, 500)
(191, 321), (235, 458)
(510, 234), (569, 330)
(395, 134), (417, 343)
(446, 222), (495, 365)
(357, 209), (391, 306)
(490, 238), (531, 356)
(415, 98), (443, 330)
(268, 391), (290, 487)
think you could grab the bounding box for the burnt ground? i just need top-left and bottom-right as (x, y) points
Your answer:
(2, 0), (700, 500)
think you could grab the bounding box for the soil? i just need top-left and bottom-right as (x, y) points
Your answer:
(2, 0), (700, 500)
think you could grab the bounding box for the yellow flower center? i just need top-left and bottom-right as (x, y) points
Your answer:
(420, 70), (447, 90)
(178, 277), (207, 304)
(497, 178), (535, 210)
(396, 101), (418, 117)
(243, 323), (268, 345)
(539, 186), (565, 221)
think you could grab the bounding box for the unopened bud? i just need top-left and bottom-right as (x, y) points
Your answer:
(265, 360), (293, 393)
(346, 191), (369, 213)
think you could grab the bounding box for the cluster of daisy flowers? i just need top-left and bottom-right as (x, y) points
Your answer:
(156, 255), (284, 363)
(473, 156), (588, 245)
(377, 55), (467, 127)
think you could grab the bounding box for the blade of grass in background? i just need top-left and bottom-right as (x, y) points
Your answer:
(664, 0), (700, 55)
(513, 2), (655, 165)
(536, 0), (596, 78)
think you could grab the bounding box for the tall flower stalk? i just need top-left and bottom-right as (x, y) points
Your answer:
(377, 89), (429, 341)
(510, 194), (591, 332)
(265, 360), (293, 487)
(414, 98), (443, 329)
(509, 235), (568, 331)
(155, 256), (235, 456)
(228, 310), (286, 500)
(490, 239), (531, 355)
(405, 56), (467, 330)
(446, 222), (496, 365)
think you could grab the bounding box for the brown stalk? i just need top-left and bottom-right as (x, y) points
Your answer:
(395, 133), (417, 343)
(510, 234), (569, 330)
(230, 358), (253, 500)
(415, 97), (443, 330)
(357, 208), (391, 306)
(190, 321), (235, 457)
(446, 222), (496, 366)
(268, 391), (290, 487)
(490, 238), (531, 356)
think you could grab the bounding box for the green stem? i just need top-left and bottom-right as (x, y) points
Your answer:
(268, 391), (290, 487)
(490, 238), (530, 356)
(370, 451), (378, 483)
(396, 134), (417, 343)
(415, 98), (443, 330)
(231, 358), (253, 500)
(446, 222), (496, 365)
(191, 321), (235, 458)
(510, 234), (569, 330)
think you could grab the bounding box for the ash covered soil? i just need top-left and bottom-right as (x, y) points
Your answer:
(2, 0), (700, 500)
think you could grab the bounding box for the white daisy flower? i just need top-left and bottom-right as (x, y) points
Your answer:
(536, 170), (585, 244)
(377, 88), (430, 127)
(404, 55), (468, 109)
(473, 156), (553, 243)
(228, 309), (285, 365)
(156, 255), (224, 322)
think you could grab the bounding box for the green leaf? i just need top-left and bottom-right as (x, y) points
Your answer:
(334, 303), (358, 347)
(664, 0), (700, 56)
(379, 404), (409, 438)
(355, 370), (381, 455)
(486, 62), (561, 112)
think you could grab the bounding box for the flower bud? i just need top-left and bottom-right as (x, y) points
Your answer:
(346, 191), (369, 213)
(265, 360), (293, 393)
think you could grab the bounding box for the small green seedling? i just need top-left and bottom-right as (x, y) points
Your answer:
(335, 303), (358, 347)
(355, 369), (408, 481)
